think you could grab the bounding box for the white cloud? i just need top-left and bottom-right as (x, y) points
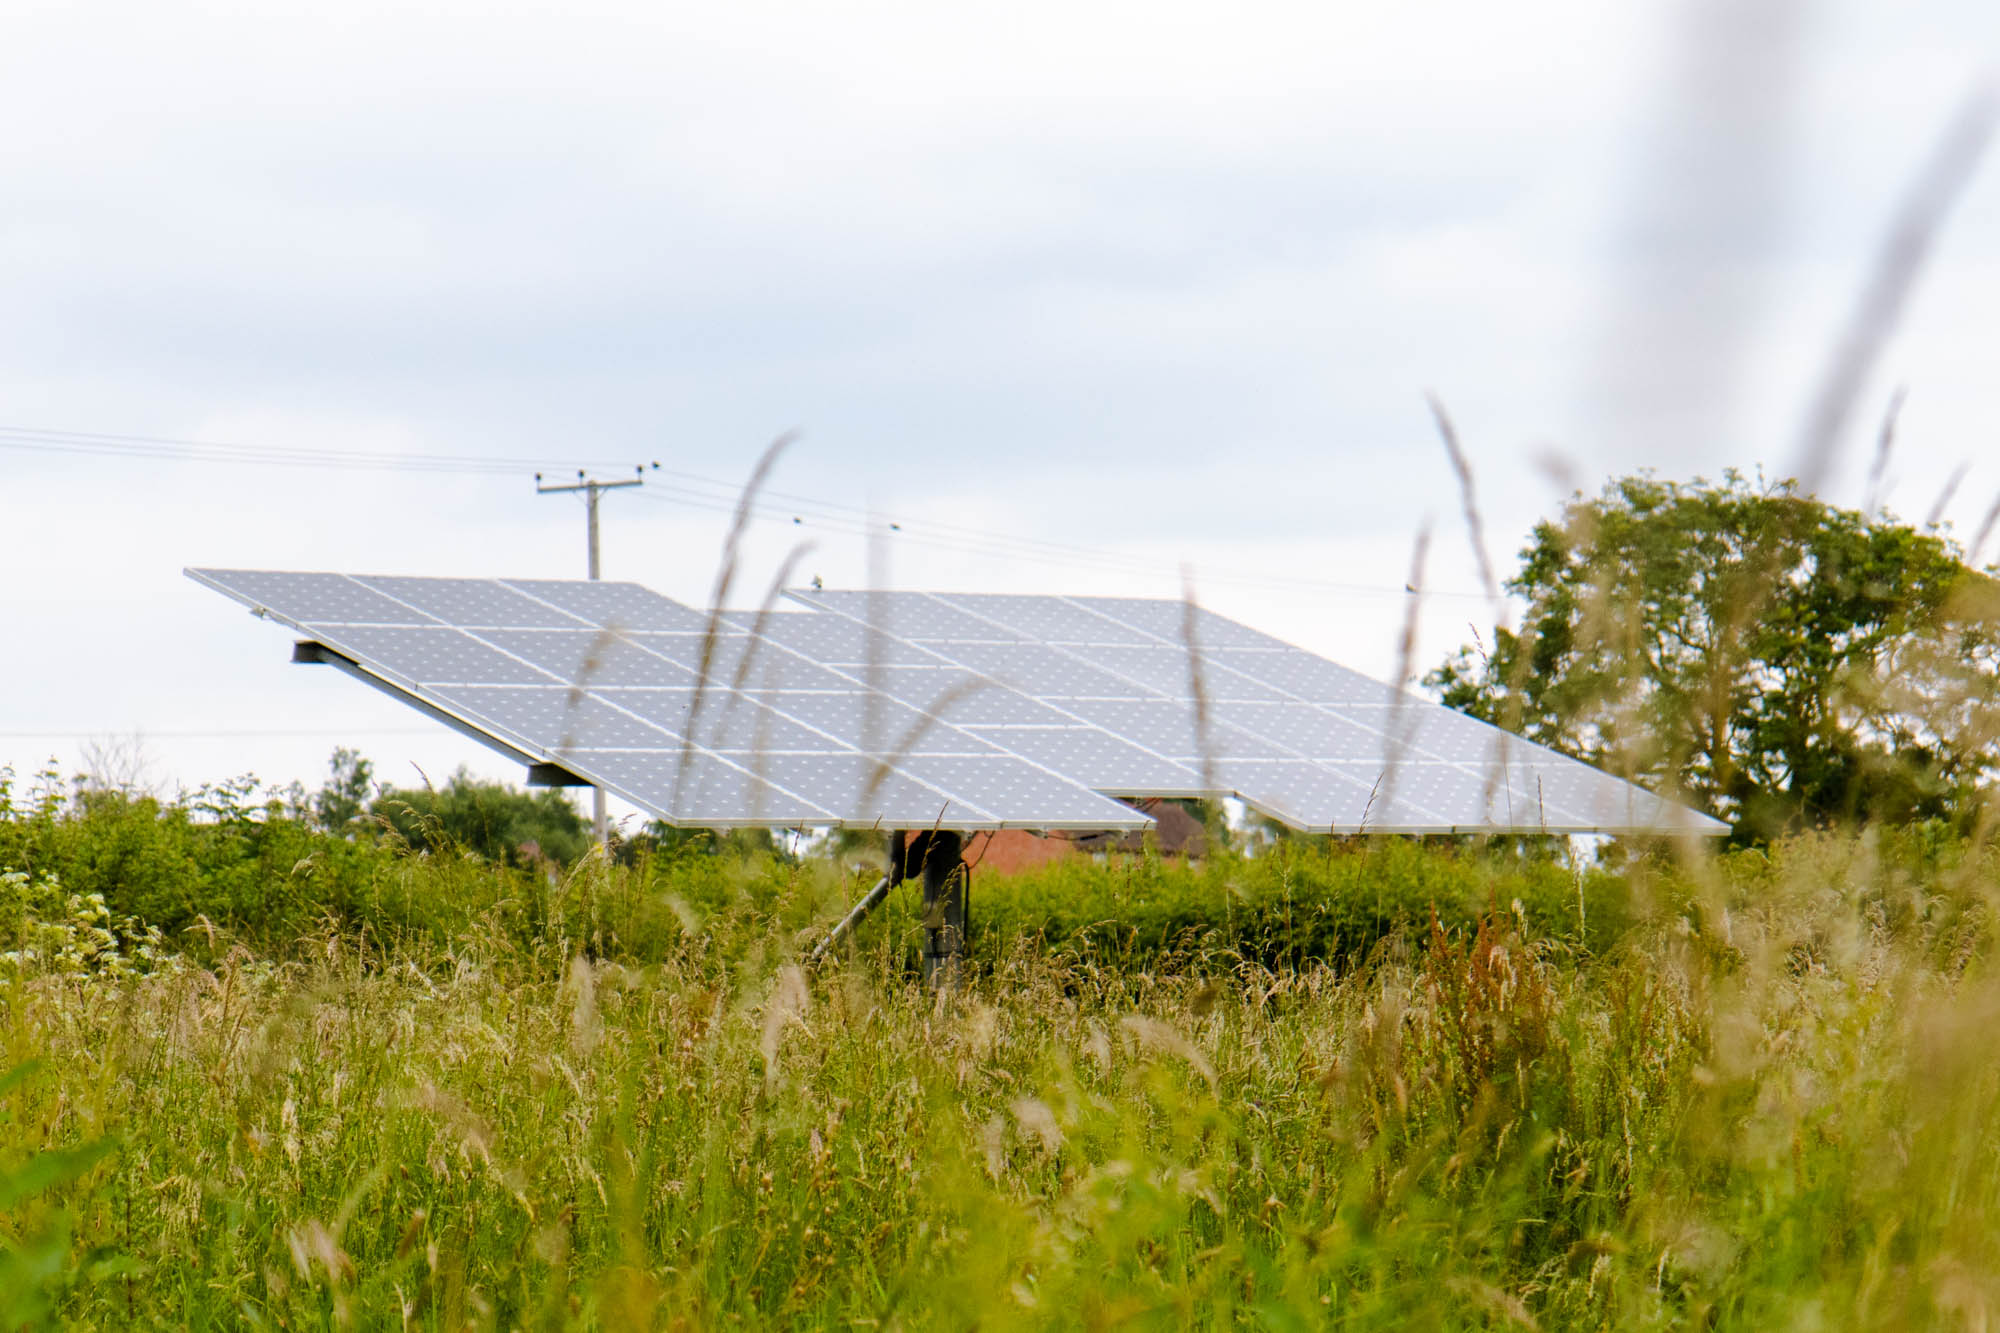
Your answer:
(4, 0), (2000, 801)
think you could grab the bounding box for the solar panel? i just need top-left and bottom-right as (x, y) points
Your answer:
(1202, 648), (1398, 704)
(875, 675), (1076, 727)
(1215, 760), (1388, 830)
(1051, 699), (1296, 762)
(1061, 595), (1293, 650)
(931, 643), (1147, 700)
(468, 629), (700, 687)
(796, 590), (1026, 643)
(304, 625), (562, 687)
(749, 754), (990, 826)
(576, 749), (833, 826)
(1208, 701), (1387, 756)
(497, 578), (711, 632)
(596, 688), (845, 753)
(427, 685), (681, 751)
(930, 593), (1158, 645)
(624, 633), (858, 693)
(189, 569), (1152, 831)
(744, 615), (946, 666)
(187, 568), (1729, 836)
(197, 570), (439, 626)
(353, 575), (591, 629)
(784, 587), (1728, 836)
(963, 727), (1201, 795)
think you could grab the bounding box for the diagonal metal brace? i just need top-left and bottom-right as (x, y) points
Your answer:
(809, 875), (892, 965)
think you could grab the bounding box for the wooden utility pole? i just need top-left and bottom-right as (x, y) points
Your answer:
(535, 465), (648, 847)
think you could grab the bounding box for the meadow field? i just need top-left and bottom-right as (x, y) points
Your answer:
(5, 771), (1999, 1329)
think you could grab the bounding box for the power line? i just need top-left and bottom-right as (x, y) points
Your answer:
(625, 488), (1489, 601)
(0, 421), (1494, 602)
(0, 424), (621, 474)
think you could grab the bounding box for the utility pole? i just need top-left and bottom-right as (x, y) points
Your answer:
(535, 464), (651, 847)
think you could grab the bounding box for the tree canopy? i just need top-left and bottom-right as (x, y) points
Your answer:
(1427, 471), (2000, 839)
(370, 767), (591, 865)
(313, 746), (374, 834)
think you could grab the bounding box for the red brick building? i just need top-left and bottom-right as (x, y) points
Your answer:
(958, 798), (1209, 875)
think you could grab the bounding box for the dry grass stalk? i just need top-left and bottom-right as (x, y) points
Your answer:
(1925, 461), (1972, 530)
(1427, 395), (1521, 828)
(1862, 384), (1906, 517)
(714, 538), (819, 817)
(675, 432), (797, 813)
(1374, 521), (1432, 832)
(1788, 85), (1995, 498)
(1970, 491), (2000, 566)
(1427, 392), (1503, 621)
(1179, 567), (1217, 802)
(557, 626), (622, 758)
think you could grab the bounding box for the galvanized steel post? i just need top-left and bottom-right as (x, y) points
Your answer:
(911, 830), (967, 985)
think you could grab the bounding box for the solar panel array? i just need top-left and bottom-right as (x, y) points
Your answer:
(188, 569), (1728, 836)
(782, 590), (1725, 835)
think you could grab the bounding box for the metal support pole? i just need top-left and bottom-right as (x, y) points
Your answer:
(913, 829), (967, 986)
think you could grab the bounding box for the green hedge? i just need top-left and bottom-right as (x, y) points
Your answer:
(11, 762), (1986, 973)
(846, 837), (1628, 972)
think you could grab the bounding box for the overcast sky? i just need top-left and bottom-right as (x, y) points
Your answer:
(4, 0), (1998, 820)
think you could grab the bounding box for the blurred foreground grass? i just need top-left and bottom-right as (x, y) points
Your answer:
(4, 794), (2000, 1327)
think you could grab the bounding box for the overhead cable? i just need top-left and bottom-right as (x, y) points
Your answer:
(0, 422), (1490, 601)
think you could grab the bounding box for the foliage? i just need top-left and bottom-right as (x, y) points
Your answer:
(370, 765), (592, 866)
(0, 762), (394, 951)
(1428, 470), (2000, 839)
(934, 835), (1631, 966)
(0, 868), (174, 977)
(3, 761), (1632, 972)
(1, 823), (1998, 1326)
(0, 1060), (118, 1333)
(313, 745), (375, 834)
(624, 821), (792, 865)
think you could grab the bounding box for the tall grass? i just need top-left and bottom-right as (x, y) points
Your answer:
(4, 804), (1999, 1327)
(8, 85), (1997, 1323)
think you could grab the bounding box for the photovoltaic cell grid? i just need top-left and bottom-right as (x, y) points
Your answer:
(186, 569), (1148, 831)
(187, 569), (1728, 836)
(783, 589), (1726, 835)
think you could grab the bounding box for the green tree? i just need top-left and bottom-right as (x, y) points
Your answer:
(620, 822), (788, 864)
(312, 747), (375, 834)
(1427, 471), (2000, 839)
(371, 768), (590, 865)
